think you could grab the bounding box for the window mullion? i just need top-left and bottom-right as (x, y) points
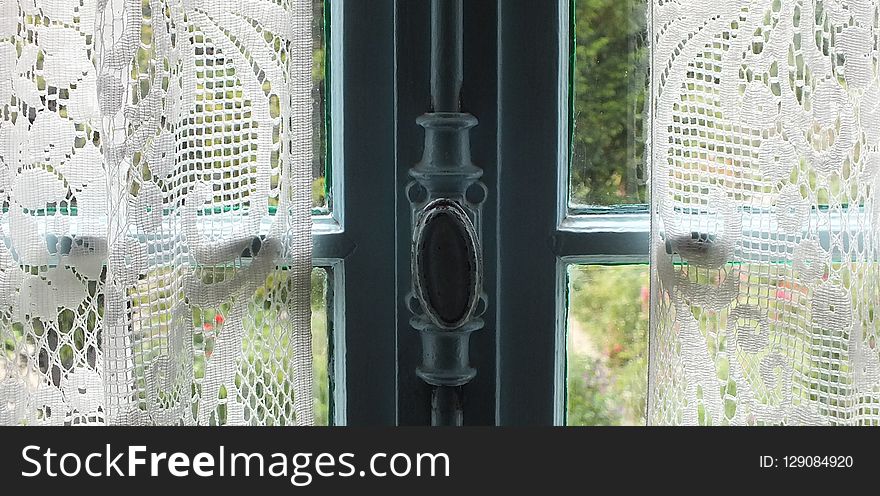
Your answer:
(334, 0), (398, 426)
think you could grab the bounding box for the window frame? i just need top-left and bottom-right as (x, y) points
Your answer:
(321, 0), (656, 426)
(496, 0), (650, 426)
(311, 0), (398, 426)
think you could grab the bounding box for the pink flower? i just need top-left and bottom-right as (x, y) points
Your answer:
(609, 343), (624, 358)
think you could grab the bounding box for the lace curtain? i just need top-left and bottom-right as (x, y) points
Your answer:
(0, 0), (313, 426)
(649, 0), (880, 425)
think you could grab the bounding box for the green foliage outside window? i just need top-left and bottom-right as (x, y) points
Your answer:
(567, 266), (649, 426)
(570, 0), (648, 206)
(311, 268), (330, 426)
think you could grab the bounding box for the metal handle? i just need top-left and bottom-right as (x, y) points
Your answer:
(408, 0), (485, 426)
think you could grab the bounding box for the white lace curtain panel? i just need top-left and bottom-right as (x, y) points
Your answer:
(0, 0), (313, 426)
(649, 0), (880, 425)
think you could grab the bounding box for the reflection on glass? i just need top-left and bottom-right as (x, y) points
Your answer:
(570, 0), (648, 207)
(566, 265), (648, 425)
(311, 267), (330, 425)
(312, 0), (329, 209)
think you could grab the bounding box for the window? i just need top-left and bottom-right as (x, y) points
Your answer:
(139, 0), (870, 426)
(310, 0), (397, 426)
(312, 0), (330, 211)
(494, 0), (652, 425)
(316, 0), (657, 426)
(0, 0), (341, 427)
(291, 0), (662, 427)
(566, 265), (648, 426)
(1, 0), (676, 427)
(311, 268), (331, 426)
(308, 0), (333, 425)
(569, 0), (648, 208)
(562, 0), (651, 425)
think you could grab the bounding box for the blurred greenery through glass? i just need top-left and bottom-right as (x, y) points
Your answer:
(311, 268), (330, 426)
(566, 265), (649, 425)
(570, 0), (648, 206)
(62, 4), (325, 424)
(311, 0), (329, 209)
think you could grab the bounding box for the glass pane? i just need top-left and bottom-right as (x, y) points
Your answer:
(569, 0), (648, 207)
(566, 265), (649, 425)
(311, 267), (331, 426)
(312, 0), (330, 210)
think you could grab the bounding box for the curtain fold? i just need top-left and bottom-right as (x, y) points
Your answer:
(649, 0), (880, 425)
(0, 0), (313, 426)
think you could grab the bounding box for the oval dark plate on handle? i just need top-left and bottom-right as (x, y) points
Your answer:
(412, 199), (482, 329)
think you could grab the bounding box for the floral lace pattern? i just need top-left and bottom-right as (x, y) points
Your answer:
(649, 0), (880, 425)
(0, 0), (312, 426)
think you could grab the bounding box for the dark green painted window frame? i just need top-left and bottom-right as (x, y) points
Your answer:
(497, 0), (650, 425)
